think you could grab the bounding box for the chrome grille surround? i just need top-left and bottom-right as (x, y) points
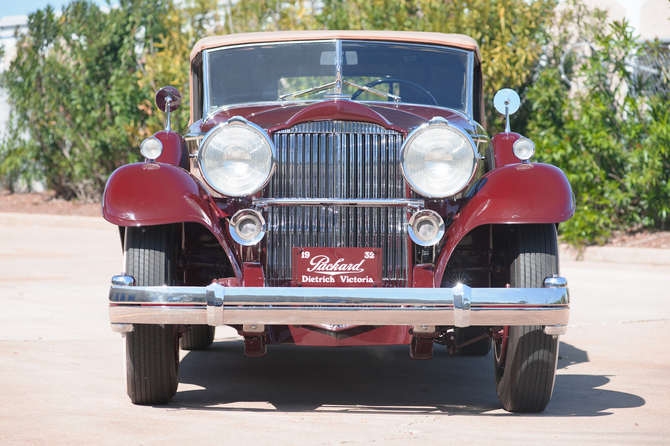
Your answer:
(265, 121), (409, 287)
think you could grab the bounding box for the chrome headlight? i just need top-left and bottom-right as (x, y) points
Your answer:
(401, 118), (478, 198)
(140, 136), (163, 161)
(513, 136), (535, 162)
(408, 209), (445, 246)
(198, 117), (275, 197)
(229, 209), (266, 246)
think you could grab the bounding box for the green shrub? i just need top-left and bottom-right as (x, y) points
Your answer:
(524, 2), (670, 246)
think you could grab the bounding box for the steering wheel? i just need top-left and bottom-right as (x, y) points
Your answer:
(351, 78), (438, 105)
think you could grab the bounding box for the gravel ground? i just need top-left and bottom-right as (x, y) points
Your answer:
(0, 191), (101, 217)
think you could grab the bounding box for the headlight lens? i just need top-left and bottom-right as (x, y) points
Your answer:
(401, 120), (478, 198)
(198, 117), (275, 197)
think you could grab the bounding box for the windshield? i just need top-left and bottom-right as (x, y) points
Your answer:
(205, 40), (471, 114)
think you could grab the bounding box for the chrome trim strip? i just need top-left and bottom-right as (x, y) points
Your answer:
(207, 284), (223, 326)
(185, 133), (206, 141)
(543, 276), (568, 288)
(112, 275), (134, 286)
(111, 306), (570, 327)
(203, 50), (211, 118)
(109, 283), (570, 306)
(453, 283), (471, 328)
(202, 101), (476, 127)
(335, 39), (343, 94)
(544, 325), (568, 335)
(202, 40), (474, 120)
(111, 306), (208, 325)
(254, 198), (423, 208)
(472, 134), (490, 144)
(109, 282), (570, 327)
(466, 51), (474, 120)
(111, 323), (134, 334)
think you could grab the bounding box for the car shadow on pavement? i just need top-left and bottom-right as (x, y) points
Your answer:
(172, 339), (644, 416)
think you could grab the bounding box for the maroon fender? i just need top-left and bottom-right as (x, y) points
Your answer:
(152, 131), (188, 167)
(102, 162), (241, 278)
(434, 163), (575, 286)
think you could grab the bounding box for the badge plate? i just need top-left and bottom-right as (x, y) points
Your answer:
(292, 247), (382, 287)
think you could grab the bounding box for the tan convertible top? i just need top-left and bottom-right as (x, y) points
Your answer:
(190, 30), (480, 62)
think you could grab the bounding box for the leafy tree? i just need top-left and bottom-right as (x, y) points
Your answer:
(135, 0), (220, 138)
(0, 0), (173, 200)
(319, 0), (557, 130)
(229, 0), (318, 32)
(525, 1), (670, 246)
(3, 0), (667, 248)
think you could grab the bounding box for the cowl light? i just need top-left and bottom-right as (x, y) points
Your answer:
(513, 137), (535, 162)
(140, 136), (163, 161)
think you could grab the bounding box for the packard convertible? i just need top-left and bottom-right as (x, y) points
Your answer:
(103, 31), (574, 412)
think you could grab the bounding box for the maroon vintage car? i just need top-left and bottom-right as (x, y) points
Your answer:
(103, 31), (573, 412)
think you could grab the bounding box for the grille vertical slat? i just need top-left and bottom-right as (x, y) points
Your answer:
(267, 121), (407, 287)
(348, 132), (356, 248)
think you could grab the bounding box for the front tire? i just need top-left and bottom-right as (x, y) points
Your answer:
(455, 326), (492, 356)
(494, 224), (560, 413)
(124, 225), (180, 405)
(180, 325), (215, 350)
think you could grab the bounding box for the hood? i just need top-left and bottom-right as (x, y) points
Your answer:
(192, 100), (476, 137)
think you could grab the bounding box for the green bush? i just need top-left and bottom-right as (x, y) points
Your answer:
(524, 2), (670, 246)
(0, 0), (172, 200)
(1, 0), (667, 248)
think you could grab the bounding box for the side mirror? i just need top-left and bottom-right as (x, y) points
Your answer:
(155, 86), (182, 132)
(493, 89), (520, 133)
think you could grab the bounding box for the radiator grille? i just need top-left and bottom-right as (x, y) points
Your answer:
(264, 121), (408, 287)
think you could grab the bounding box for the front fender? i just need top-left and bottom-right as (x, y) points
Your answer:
(103, 162), (242, 279)
(102, 162), (217, 228)
(434, 163), (575, 286)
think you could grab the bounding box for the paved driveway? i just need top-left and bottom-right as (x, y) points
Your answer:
(1, 213), (669, 445)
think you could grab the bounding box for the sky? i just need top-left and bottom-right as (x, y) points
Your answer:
(1, 0), (118, 17)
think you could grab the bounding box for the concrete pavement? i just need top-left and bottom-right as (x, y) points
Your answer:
(1, 212), (669, 445)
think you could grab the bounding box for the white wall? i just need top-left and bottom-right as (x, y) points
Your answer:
(0, 15), (28, 140)
(581, 0), (670, 42)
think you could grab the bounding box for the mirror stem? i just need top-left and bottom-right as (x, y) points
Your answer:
(165, 96), (172, 132)
(504, 100), (510, 133)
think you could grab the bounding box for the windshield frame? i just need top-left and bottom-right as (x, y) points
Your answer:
(202, 39), (475, 120)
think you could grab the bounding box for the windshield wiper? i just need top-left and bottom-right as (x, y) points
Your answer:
(278, 80), (401, 102)
(278, 81), (337, 101)
(343, 80), (401, 102)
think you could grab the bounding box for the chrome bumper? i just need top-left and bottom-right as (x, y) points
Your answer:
(109, 278), (570, 334)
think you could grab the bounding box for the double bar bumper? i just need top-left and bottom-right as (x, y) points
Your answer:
(109, 279), (570, 334)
